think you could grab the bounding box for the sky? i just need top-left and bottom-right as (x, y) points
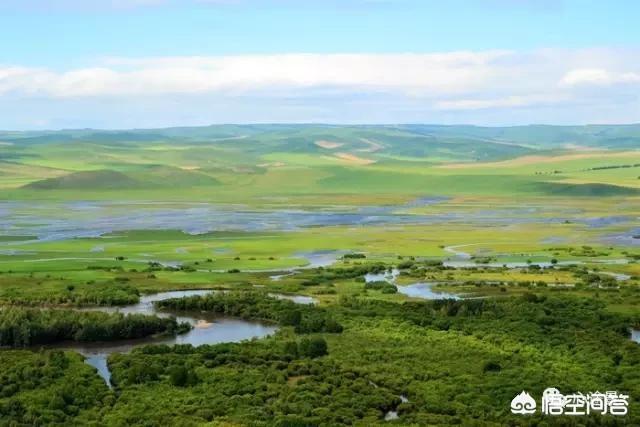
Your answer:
(1, 0), (639, 129)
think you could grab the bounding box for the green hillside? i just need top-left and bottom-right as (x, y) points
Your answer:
(24, 166), (220, 191)
(24, 170), (143, 190)
(1, 124), (639, 200)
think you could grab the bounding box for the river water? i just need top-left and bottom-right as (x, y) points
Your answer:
(0, 199), (449, 242)
(46, 290), (279, 386)
(364, 268), (460, 300)
(2, 199), (627, 244)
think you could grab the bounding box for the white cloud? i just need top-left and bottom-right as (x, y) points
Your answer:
(435, 94), (568, 110)
(2, 49), (638, 101)
(560, 68), (640, 87)
(1, 52), (513, 98)
(1, 49), (639, 128)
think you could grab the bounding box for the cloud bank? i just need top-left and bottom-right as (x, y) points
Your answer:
(1, 49), (639, 128)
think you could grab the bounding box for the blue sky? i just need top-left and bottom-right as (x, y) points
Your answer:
(1, 0), (639, 129)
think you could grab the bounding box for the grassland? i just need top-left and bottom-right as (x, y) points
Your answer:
(0, 124), (639, 425)
(1, 124), (639, 201)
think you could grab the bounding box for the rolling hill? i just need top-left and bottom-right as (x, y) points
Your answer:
(23, 166), (220, 190)
(1, 124), (637, 199)
(24, 170), (143, 190)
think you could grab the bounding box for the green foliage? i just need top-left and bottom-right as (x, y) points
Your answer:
(0, 281), (140, 307)
(2, 290), (640, 425)
(0, 307), (190, 346)
(302, 264), (388, 287)
(364, 280), (398, 294)
(168, 365), (199, 387)
(157, 291), (343, 334)
(342, 253), (366, 259)
(298, 337), (328, 358)
(0, 350), (109, 425)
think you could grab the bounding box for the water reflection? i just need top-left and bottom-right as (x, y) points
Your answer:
(396, 283), (460, 300)
(364, 268), (460, 300)
(50, 290), (278, 386)
(364, 268), (399, 283)
(269, 293), (318, 305)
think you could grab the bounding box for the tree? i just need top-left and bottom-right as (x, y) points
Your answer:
(299, 337), (328, 358)
(169, 366), (188, 387)
(283, 341), (299, 359)
(169, 365), (198, 387)
(280, 310), (302, 327)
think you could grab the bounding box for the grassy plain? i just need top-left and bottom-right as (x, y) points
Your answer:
(0, 124), (639, 425)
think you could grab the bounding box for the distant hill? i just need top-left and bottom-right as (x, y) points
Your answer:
(5, 123), (639, 198)
(24, 170), (142, 190)
(532, 182), (640, 197)
(23, 166), (220, 190)
(129, 165), (221, 188)
(3, 123), (640, 151)
(395, 124), (640, 149)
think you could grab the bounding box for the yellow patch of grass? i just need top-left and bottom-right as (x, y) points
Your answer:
(334, 152), (375, 165)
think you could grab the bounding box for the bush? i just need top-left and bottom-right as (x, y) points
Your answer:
(169, 366), (199, 387)
(483, 361), (501, 373)
(158, 292), (343, 334)
(0, 307), (190, 346)
(365, 281), (397, 294)
(299, 337), (328, 358)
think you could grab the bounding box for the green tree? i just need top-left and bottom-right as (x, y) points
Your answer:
(299, 337), (328, 358)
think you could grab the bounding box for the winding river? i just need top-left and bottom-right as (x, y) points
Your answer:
(365, 269), (460, 300)
(47, 290), (280, 387)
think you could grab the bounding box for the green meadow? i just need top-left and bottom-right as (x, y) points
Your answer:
(0, 124), (639, 425)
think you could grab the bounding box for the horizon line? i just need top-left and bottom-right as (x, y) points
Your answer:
(3, 122), (640, 133)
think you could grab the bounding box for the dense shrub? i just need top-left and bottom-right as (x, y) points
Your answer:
(157, 292), (343, 334)
(0, 307), (190, 346)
